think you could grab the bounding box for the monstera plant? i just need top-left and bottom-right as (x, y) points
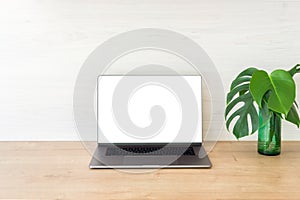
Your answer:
(225, 64), (300, 155)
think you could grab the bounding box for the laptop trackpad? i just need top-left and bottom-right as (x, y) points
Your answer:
(123, 156), (178, 166)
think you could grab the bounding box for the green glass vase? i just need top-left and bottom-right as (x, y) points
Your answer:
(258, 109), (281, 156)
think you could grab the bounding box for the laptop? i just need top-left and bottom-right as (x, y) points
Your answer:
(89, 75), (212, 169)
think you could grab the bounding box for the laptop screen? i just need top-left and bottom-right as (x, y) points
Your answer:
(97, 75), (202, 143)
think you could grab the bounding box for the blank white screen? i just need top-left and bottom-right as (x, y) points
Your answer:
(97, 76), (202, 143)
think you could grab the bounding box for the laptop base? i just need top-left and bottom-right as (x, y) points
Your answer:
(89, 144), (212, 169)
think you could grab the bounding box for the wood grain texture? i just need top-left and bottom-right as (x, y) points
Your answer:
(0, 141), (300, 199)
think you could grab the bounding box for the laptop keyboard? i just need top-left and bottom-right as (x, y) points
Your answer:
(106, 146), (195, 156)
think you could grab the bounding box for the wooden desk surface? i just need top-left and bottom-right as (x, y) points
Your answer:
(1, 142), (300, 200)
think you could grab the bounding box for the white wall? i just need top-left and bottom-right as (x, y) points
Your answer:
(0, 0), (299, 141)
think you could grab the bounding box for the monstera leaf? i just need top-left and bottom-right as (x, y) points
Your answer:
(286, 103), (300, 127)
(286, 64), (300, 127)
(250, 70), (296, 116)
(225, 68), (259, 139)
(289, 64), (300, 77)
(226, 64), (300, 139)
